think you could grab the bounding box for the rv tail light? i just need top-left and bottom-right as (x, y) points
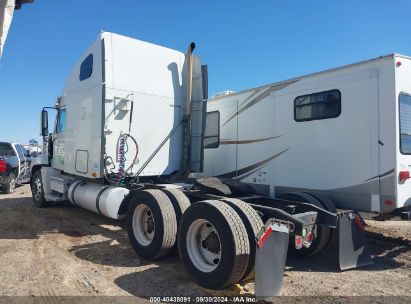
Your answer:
(399, 171), (410, 182)
(295, 235), (303, 249)
(396, 61), (402, 67)
(0, 160), (6, 173)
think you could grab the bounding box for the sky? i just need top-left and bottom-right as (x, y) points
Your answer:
(0, 0), (410, 144)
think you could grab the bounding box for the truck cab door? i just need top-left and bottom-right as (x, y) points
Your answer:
(52, 108), (66, 171)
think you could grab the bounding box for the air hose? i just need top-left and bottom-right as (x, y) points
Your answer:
(104, 132), (139, 187)
(113, 132), (127, 186)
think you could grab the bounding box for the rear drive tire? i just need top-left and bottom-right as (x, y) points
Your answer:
(161, 188), (191, 252)
(127, 189), (177, 260)
(220, 197), (263, 281)
(161, 188), (191, 224)
(277, 192), (330, 257)
(178, 200), (250, 289)
(5, 173), (16, 194)
(30, 170), (49, 207)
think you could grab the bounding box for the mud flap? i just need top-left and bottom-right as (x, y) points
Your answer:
(255, 222), (289, 300)
(339, 212), (373, 270)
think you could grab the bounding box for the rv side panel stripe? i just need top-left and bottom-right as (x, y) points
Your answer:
(363, 168), (395, 182)
(222, 80), (298, 127)
(220, 135), (282, 145)
(218, 148), (289, 179)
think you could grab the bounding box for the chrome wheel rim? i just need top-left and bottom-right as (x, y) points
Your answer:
(9, 177), (15, 193)
(186, 219), (222, 273)
(133, 204), (155, 246)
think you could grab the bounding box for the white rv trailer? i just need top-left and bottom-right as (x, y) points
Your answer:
(204, 54), (411, 217)
(30, 32), (371, 297)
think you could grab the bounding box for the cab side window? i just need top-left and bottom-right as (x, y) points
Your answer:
(56, 109), (67, 134)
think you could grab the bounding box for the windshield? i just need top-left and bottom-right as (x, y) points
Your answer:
(0, 143), (15, 157)
(399, 93), (411, 154)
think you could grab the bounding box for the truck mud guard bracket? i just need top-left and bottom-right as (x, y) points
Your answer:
(338, 212), (373, 270)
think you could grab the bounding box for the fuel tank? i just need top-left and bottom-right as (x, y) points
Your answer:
(68, 180), (129, 219)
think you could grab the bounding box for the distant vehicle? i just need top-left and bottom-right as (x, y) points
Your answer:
(0, 142), (31, 193)
(23, 144), (42, 157)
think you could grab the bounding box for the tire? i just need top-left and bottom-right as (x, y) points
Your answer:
(127, 189), (177, 260)
(277, 192), (329, 257)
(161, 188), (191, 224)
(30, 170), (49, 207)
(5, 173), (16, 194)
(161, 188), (191, 252)
(304, 192), (336, 213)
(178, 200), (250, 289)
(303, 192), (337, 250)
(220, 197), (263, 281)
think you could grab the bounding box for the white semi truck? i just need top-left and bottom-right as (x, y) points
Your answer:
(30, 32), (370, 298)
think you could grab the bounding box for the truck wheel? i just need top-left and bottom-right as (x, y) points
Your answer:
(31, 170), (49, 207)
(5, 173), (16, 194)
(161, 188), (191, 251)
(127, 189), (177, 260)
(178, 200), (250, 289)
(220, 197), (263, 281)
(161, 188), (191, 224)
(303, 192), (337, 250)
(277, 192), (330, 257)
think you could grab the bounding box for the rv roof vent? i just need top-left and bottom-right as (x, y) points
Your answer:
(212, 90), (236, 98)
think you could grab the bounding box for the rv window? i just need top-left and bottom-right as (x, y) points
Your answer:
(79, 54), (93, 81)
(294, 89), (341, 122)
(204, 111), (220, 149)
(56, 109), (67, 134)
(399, 93), (411, 154)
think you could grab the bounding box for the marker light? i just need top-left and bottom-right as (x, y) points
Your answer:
(295, 235), (303, 249)
(306, 231), (314, 243)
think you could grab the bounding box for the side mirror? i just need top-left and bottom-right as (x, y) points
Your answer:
(41, 110), (48, 137)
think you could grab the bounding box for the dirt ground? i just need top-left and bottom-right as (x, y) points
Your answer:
(0, 185), (410, 302)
